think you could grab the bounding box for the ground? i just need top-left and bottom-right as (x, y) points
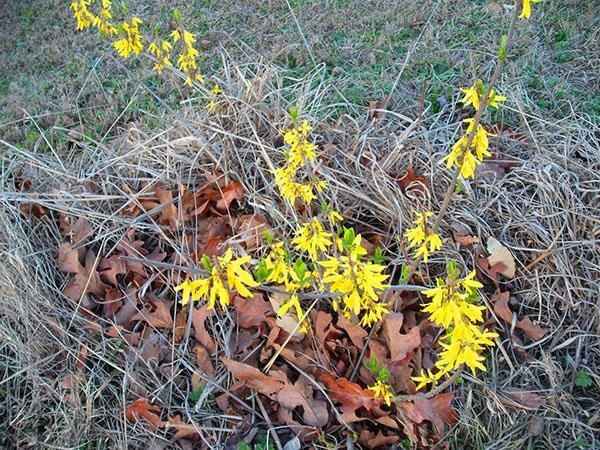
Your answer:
(0, 1), (599, 449)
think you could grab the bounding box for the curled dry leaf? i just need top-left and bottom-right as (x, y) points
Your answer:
(319, 373), (378, 414)
(126, 397), (163, 430)
(222, 357), (283, 400)
(401, 392), (458, 436)
(501, 389), (546, 410)
(486, 237), (516, 278)
(215, 180), (245, 210)
(191, 305), (216, 354)
(492, 291), (547, 341)
(390, 167), (430, 199)
(132, 295), (174, 329)
(337, 316), (368, 351)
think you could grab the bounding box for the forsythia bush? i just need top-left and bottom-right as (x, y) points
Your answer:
(71, 0), (539, 404)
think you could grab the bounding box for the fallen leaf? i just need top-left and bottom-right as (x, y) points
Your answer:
(337, 316), (368, 350)
(269, 293), (306, 340)
(58, 243), (83, 274)
(359, 430), (399, 449)
(194, 345), (215, 376)
(390, 167), (430, 198)
(501, 389), (545, 410)
(222, 358), (283, 400)
(61, 248), (107, 307)
(486, 237), (516, 278)
(233, 293), (273, 329)
(452, 232), (480, 249)
(166, 415), (201, 441)
(482, 2), (503, 14)
(98, 254), (127, 286)
(132, 295), (174, 329)
(173, 305), (189, 344)
(20, 202), (46, 218)
(319, 374), (378, 413)
(191, 306), (216, 354)
(492, 292), (547, 341)
(63, 217), (93, 243)
(126, 397), (163, 430)
(401, 392), (457, 435)
(215, 181), (245, 210)
(382, 313), (422, 362)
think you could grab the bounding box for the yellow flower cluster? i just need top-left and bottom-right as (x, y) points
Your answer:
(171, 29), (204, 86)
(273, 120), (323, 205)
(412, 269), (498, 390)
(175, 249), (258, 310)
(70, 3), (207, 86)
(520, 0), (541, 19)
(319, 233), (389, 327)
(404, 211), (442, 263)
(71, 0), (117, 35)
(445, 79), (504, 179)
(368, 379), (394, 406)
(206, 83), (223, 112)
(113, 17), (143, 58)
(292, 218), (332, 260)
(148, 39), (173, 74)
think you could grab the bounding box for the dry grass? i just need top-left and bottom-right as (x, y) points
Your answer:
(1, 55), (599, 449)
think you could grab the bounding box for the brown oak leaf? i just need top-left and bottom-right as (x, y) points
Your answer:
(125, 397), (163, 430)
(401, 392), (457, 435)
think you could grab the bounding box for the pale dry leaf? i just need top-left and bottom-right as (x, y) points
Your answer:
(487, 237), (516, 278)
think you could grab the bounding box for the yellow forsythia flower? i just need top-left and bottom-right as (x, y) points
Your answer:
(293, 218), (332, 260)
(264, 242), (292, 285)
(421, 271), (485, 328)
(404, 211), (442, 263)
(412, 270), (498, 389)
(148, 39), (173, 74)
(519, 0), (542, 19)
(174, 248), (258, 309)
(460, 81), (506, 110)
(368, 380), (394, 406)
(71, 0), (93, 30)
(277, 293), (308, 333)
(444, 119), (494, 179)
(319, 236), (389, 327)
(113, 17), (143, 58)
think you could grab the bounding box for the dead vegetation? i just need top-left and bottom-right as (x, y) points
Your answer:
(1, 59), (599, 449)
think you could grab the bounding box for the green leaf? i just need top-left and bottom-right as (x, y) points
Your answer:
(371, 247), (385, 264)
(447, 260), (458, 279)
(455, 178), (464, 194)
(201, 254), (212, 273)
(293, 258), (307, 283)
(289, 106), (299, 123)
(574, 438), (587, 449)
(262, 230), (273, 245)
(237, 443), (251, 450)
(253, 259), (272, 283)
(189, 387), (204, 402)
(575, 370), (592, 388)
(400, 263), (410, 283)
(320, 199), (328, 214)
(342, 227), (356, 250)
(498, 34), (508, 61)
(173, 8), (181, 24)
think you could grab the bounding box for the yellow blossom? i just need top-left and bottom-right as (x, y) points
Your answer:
(265, 243), (292, 285)
(113, 17), (143, 58)
(174, 248), (258, 310)
(293, 219), (332, 260)
(404, 211), (443, 263)
(368, 380), (394, 406)
(148, 39), (173, 74)
(328, 210), (343, 225)
(460, 81), (506, 110)
(212, 83), (223, 95)
(71, 0), (93, 30)
(277, 293), (308, 333)
(519, 0), (541, 19)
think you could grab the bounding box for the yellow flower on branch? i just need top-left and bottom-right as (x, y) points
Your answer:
(293, 218), (332, 260)
(436, 323), (498, 375)
(444, 119), (494, 179)
(368, 380), (394, 406)
(404, 211), (442, 263)
(71, 0), (93, 30)
(460, 81), (506, 110)
(277, 293), (308, 333)
(174, 248), (258, 309)
(519, 0), (541, 19)
(148, 39), (173, 74)
(113, 17), (143, 58)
